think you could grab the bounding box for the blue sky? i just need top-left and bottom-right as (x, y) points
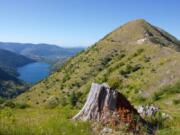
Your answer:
(0, 0), (179, 47)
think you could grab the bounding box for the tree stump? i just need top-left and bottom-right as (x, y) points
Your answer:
(73, 83), (154, 134)
(73, 83), (139, 122)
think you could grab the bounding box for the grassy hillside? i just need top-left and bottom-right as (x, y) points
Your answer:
(14, 19), (180, 134)
(16, 19), (180, 106)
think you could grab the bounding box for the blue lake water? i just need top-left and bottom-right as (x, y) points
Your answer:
(17, 62), (50, 84)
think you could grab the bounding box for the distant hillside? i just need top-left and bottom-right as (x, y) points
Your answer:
(0, 49), (34, 98)
(0, 49), (35, 77)
(0, 67), (28, 98)
(0, 42), (84, 63)
(0, 49), (35, 68)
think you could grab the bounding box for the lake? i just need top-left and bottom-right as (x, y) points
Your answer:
(17, 62), (50, 84)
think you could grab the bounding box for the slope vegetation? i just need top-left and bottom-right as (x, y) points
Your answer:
(16, 19), (180, 107)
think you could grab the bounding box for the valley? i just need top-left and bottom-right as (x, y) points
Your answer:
(0, 43), (83, 98)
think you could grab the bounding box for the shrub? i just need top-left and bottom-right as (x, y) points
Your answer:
(137, 48), (144, 54)
(133, 95), (146, 103)
(133, 48), (144, 57)
(144, 56), (151, 63)
(16, 103), (30, 109)
(69, 91), (78, 107)
(120, 64), (142, 77)
(62, 73), (70, 83)
(147, 112), (166, 129)
(101, 56), (112, 66)
(0, 97), (5, 104)
(59, 96), (68, 106)
(45, 96), (59, 109)
(173, 99), (180, 105)
(108, 76), (122, 89)
(152, 92), (162, 101)
(118, 53), (126, 59)
(3, 100), (16, 108)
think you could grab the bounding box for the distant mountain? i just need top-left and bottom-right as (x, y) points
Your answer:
(0, 42), (84, 63)
(0, 49), (35, 68)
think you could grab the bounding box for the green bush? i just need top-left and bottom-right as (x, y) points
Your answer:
(120, 64), (142, 77)
(173, 99), (180, 105)
(108, 76), (122, 89)
(133, 48), (144, 57)
(69, 91), (78, 107)
(0, 97), (5, 104)
(3, 100), (16, 108)
(45, 96), (59, 109)
(16, 103), (30, 109)
(133, 95), (146, 103)
(152, 92), (162, 101)
(59, 95), (68, 106)
(144, 56), (151, 63)
(147, 112), (166, 129)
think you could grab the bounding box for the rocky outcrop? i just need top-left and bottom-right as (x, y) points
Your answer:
(137, 105), (171, 120)
(73, 83), (153, 134)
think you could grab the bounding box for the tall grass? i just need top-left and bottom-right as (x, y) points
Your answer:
(0, 106), (92, 135)
(151, 81), (180, 101)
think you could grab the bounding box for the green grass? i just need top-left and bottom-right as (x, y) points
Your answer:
(151, 81), (180, 102)
(0, 106), (92, 135)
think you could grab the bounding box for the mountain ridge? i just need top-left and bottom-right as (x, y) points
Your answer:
(0, 42), (84, 62)
(100, 19), (180, 50)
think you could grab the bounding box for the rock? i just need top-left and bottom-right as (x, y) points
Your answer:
(137, 105), (171, 120)
(162, 112), (171, 119)
(45, 96), (59, 109)
(137, 38), (147, 44)
(100, 127), (113, 135)
(137, 105), (159, 117)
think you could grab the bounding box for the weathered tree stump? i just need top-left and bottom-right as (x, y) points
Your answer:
(73, 83), (154, 134)
(73, 83), (139, 124)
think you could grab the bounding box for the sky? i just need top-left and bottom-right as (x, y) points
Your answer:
(0, 0), (179, 47)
